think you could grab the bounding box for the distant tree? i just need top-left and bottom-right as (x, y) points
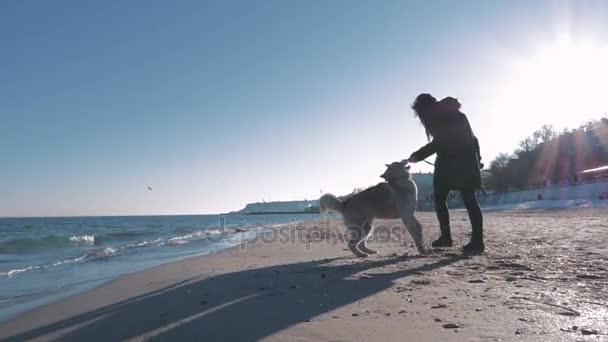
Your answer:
(490, 153), (511, 169)
(517, 136), (538, 153)
(484, 118), (608, 192)
(534, 124), (558, 143)
(485, 153), (513, 192)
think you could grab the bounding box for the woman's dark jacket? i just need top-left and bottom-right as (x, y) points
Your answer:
(411, 105), (482, 191)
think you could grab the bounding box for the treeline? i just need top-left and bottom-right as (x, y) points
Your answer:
(484, 118), (608, 192)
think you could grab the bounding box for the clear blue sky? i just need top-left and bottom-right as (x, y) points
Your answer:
(2, 0), (607, 217)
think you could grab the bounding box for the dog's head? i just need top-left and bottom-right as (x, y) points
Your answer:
(381, 160), (411, 181)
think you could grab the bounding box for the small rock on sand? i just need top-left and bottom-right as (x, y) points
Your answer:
(576, 274), (603, 280)
(352, 313), (360, 317)
(581, 329), (599, 335)
(398, 309), (407, 314)
(442, 323), (460, 329)
(411, 278), (432, 285)
(431, 304), (448, 309)
(468, 279), (486, 283)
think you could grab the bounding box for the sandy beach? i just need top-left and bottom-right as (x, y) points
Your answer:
(1, 208), (607, 341)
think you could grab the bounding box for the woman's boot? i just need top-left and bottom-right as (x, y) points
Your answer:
(431, 225), (453, 247)
(463, 224), (484, 254)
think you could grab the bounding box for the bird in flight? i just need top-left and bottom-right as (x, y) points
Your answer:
(147, 186), (153, 191)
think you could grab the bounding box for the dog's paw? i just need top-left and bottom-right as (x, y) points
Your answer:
(416, 246), (428, 255)
(359, 247), (378, 255)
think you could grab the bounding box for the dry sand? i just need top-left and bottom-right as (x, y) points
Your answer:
(0, 208), (607, 341)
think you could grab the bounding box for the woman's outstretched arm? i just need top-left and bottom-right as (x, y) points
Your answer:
(409, 140), (437, 162)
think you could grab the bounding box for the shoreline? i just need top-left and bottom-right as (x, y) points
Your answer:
(1, 209), (607, 341)
(0, 214), (328, 323)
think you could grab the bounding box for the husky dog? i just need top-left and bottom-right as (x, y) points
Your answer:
(320, 161), (425, 257)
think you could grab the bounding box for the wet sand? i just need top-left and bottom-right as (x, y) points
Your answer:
(0, 208), (607, 341)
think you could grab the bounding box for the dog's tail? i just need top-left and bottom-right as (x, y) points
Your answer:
(319, 194), (344, 213)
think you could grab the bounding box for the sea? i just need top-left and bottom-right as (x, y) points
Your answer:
(0, 213), (325, 322)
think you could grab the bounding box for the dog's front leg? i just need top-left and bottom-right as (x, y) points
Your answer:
(402, 214), (426, 254)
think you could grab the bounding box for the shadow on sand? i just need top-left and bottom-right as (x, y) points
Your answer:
(3, 253), (466, 341)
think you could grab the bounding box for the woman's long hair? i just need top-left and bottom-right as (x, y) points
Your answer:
(411, 93), (437, 141)
(412, 94), (462, 141)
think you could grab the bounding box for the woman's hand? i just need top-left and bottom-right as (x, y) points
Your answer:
(406, 155), (418, 163)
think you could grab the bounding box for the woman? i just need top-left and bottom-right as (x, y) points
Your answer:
(407, 93), (484, 253)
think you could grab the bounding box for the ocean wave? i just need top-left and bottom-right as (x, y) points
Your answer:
(0, 227), (255, 277)
(0, 247), (118, 278)
(164, 239), (189, 246)
(0, 231), (162, 254)
(167, 230), (207, 242)
(69, 235), (95, 245)
(0, 235), (95, 254)
(162, 228), (231, 245)
(1, 265), (44, 277)
(124, 239), (163, 249)
(83, 247), (117, 261)
(96, 231), (157, 243)
(172, 227), (197, 235)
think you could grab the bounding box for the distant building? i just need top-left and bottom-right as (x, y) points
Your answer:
(238, 200), (320, 214)
(236, 173), (435, 214)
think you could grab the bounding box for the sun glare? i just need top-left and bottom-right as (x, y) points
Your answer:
(496, 37), (608, 133)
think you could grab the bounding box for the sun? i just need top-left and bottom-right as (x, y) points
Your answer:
(495, 37), (608, 133)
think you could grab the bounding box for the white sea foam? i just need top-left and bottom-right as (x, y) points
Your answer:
(1, 247), (118, 278)
(167, 231), (206, 242)
(86, 247), (116, 260)
(1, 265), (43, 277)
(164, 239), (188, 246)
(124, 238), (163, 249)
(69, 235), (96, 245)
(205, 229), (225, 235)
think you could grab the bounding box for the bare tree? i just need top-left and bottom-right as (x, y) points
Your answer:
(534, 124), (558, 143)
